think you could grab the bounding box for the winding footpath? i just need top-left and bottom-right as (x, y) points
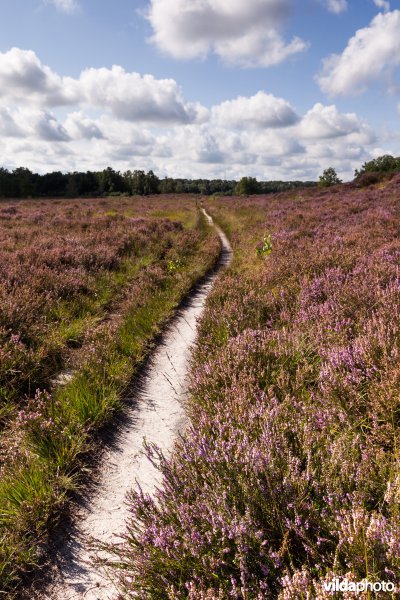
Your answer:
(43, 210), (232, 600)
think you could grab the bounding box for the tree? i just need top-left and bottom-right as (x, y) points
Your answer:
(355, 154), (400, 178)
(37, 171), (67, 196)
(235, 176), (260, 195)
(318, 167), (342, 187)
(98, 167), (126, 195)
(12, 167), (36, 197)
(0, 168), (14, 197)
(143, 170), (160, 195)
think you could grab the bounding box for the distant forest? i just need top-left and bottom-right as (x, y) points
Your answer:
(0, 166), (317, 198)
(2, 154), (400, 199)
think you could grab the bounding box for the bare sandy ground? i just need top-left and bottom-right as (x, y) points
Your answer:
(41, 210), (231, 600)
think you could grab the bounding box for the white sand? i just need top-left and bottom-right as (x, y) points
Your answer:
(44, 211), (231, 600)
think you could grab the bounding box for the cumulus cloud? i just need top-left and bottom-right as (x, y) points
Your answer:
(0, 48), (78, 106)
(241, 128), (305, 159)
(64, 111), (104, 139)
(2, 99), (378, 181)
(0, 48), (206, 125)
(0, 106), (23, 137)
(146, 0), (308, 67)
(33, 111), (71, 141)
(14, 109), (71, 142)
(297, 103), (372, 140)
(212, 92), (299, 129)
(322, 0), (348, 13)
(1, 137), (76, 172)
(156, 99), (375, 181)
(317, 10), (400, 95)
(194, 132), (226, 164)
(78, 66), (207, 124)
(0, 46), (381, 181)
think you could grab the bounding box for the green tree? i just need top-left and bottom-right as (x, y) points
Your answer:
(235, 176), (260, 195)
(0, 168), (14, 197)
(318, 167), (342, 187)
(143, 170), (160, 195)
(12, 167), (36, 197)
(97, 167), (126, 195)
(355, 154), (400, 177)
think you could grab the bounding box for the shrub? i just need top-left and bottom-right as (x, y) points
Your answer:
(318, 167), (342, 187)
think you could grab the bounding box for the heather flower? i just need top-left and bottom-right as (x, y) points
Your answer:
(110, 185), (400, 597)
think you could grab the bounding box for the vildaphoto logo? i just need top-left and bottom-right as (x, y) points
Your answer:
(323, 578), (395, 594)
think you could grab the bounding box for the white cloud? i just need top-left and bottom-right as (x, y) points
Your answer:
(211, 92), (299, 129)
(150, 100), (375, 181)
(297, 103), (372, 140)
(322, 0), (348, 14)
(77, 66), (208, 124)
(32, 111), (71, 141)
(2, 115), (372, 180)
(64, 111), (104, 139)
(13, 108), (71, 141)
(373, 0), (390, 11)
(0, 48), (78, 106)
(0, 48), (206, 125)
(1, 99), (378, 181)
(0, 106), (23, 137)
(241, 128), (305, 159)
(1, 137), (76, 172)
(193, 131), (226, 164)
(215, 30), (307, 68)
(146, 0), (308, 67)
(46, 0), (80, 14)
(33, 111), (71, 141)
(0, 47), (383, 182)
(317, 10), (400, 95)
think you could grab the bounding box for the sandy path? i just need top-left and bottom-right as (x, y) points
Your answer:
(43, 210), (231, 600)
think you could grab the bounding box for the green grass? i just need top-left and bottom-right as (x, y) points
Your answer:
(0, 207), (220, 594)
(150, 205), (199, 229)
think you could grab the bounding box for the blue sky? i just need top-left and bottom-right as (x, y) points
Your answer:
(0, 0), (399, 180)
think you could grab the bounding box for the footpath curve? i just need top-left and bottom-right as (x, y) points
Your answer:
(42, 209), (232, 600)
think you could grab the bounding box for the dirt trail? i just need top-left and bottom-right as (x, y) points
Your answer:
(43, 210), (231, 600)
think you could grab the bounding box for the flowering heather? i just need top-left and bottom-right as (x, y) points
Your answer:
(0, 196), (202, 407)
(0, 195), (220, 591)
(113, 180), (400, 597)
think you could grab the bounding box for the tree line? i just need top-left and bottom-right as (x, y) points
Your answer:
(0, 166), (316, 198)
(2, 154), (399, 198)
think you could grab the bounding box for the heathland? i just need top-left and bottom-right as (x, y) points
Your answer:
(0, 195), (219, 592)
(1, 174), (400, 598)
(108, 177), (400, 598)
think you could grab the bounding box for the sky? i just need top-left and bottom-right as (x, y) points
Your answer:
(0, 0), (400, 181)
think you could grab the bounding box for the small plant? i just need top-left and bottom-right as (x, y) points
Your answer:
(256, 232), (272, 258)
(167, 258), (183, 273)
